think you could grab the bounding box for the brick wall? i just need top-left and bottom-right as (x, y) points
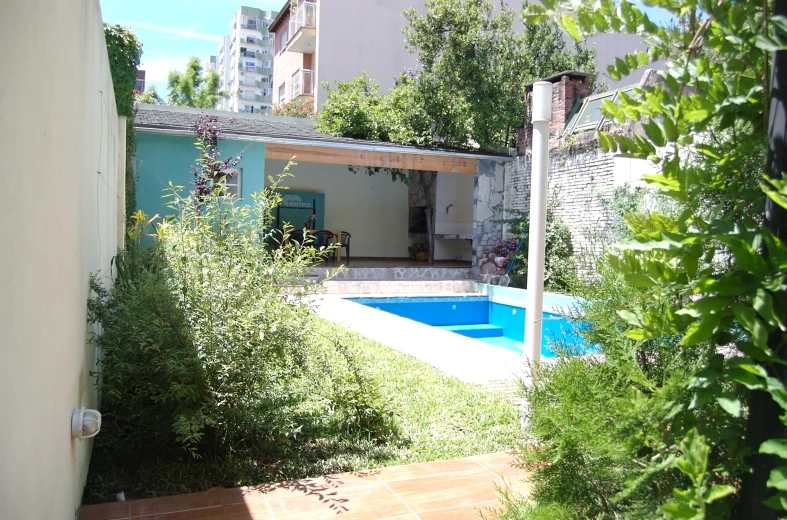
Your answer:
(505, 143), (616, 275)
(519, 73), (592, 155)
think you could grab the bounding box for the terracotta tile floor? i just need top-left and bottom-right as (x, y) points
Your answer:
(79, 451), (530, 520)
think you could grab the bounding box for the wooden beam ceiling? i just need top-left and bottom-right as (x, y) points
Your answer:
(265, 142), (478, 174)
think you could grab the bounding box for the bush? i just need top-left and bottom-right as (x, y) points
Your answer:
(493, 208), (575, 291)
(316, 72), (434, 147)
(85, 156), (399, 500)
(272, 97), (315, 118)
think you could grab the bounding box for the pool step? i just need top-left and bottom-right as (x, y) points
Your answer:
(439, 324), (504, 339)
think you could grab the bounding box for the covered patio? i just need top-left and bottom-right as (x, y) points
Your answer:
(133, 105), (513, 280)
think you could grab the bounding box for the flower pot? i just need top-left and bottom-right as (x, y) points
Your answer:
(415, 251), (428, 262)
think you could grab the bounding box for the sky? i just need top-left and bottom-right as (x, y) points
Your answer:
(101, 0), (285, 95)
(101, 0), (674, 97)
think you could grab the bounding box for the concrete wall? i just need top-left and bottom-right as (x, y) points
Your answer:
(0, 1), (124, 518)
(266, 159), (410, 257)
(135, 133), (267, 220)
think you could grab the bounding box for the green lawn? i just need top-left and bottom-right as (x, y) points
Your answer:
(84, 316), (520, 502)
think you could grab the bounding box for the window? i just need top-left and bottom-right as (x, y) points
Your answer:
(245, 61), (255, 70)
(279, 29), (289, 51)
(263, 88), (272, 96)
(243, 105), (253, 113)
(278, 84), (286, 105)
(223, 169), (242, 198)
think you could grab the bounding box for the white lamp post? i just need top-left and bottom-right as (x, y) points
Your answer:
(524, 81), (553, 364)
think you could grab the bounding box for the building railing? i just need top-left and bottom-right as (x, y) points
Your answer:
(286, 69), (314, 101)
(241, 19), (261, 31)
(288, 2), (316, 40)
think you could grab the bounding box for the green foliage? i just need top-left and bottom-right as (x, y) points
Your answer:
(403, 0), (595, 149)
(516, 260), (747, 519)
(494, 207), (575, 291)
(272, 97), (315, 118)
(85, 142), (408, 500)
(125, 118), (136, 223)
(317, 74), (388, 140)
(103, 24), (142, 118)
(103, 24), (142, 223)
(317, 0), (595, 151)
(317, 72), (434, 149)
(508, 0), (787, 517)
(134, 85), (163, 105)
(167, 56), (227, 108)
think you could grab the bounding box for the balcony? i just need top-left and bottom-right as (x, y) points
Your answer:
(241, 19), (261, 31)
(286, 2), (317, 54)
(239, 92), (270, 103)
(286, 69), (314, 103)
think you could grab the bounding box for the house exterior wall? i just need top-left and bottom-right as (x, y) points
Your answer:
(135, 133), (267, 220)
(265, 160), (411, 258)
(314, 0), (420, 107)
(0, 1), (124, 518)
(435, 172), (474, 261)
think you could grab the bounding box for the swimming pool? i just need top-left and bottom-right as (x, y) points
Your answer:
(346, 295), (590, 358)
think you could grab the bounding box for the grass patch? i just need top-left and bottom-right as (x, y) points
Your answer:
(83, 315), (519, 502)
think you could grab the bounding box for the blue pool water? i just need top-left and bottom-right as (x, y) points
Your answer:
(347, 296), (591, 358)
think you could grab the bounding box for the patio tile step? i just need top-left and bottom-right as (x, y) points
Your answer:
(439, 324), (504, 338)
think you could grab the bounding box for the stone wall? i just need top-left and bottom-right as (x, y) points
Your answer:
(472, 159), (508, 270)
(505, 142), (617, 274)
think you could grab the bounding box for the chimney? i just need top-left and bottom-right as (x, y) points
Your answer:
(517, 71), (594, 155)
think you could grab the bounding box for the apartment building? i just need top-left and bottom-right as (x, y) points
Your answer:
(268, 0), (662, 112)
(215, 7), (278, 114)
(269, 0), (425, 110)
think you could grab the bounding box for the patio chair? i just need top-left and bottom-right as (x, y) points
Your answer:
(289, 230), (305, 246)
(339, 231), (351, 265)
(313, 230), (335, 261)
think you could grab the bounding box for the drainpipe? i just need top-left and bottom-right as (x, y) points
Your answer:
(524, 81), (552, 364)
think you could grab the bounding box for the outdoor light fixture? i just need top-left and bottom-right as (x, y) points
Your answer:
(71, 407), (102, 440)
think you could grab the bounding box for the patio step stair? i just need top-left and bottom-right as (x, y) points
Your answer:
(321, 280), (477, 294)
(311, 266), (470, 282)
(439, 323), (504, 339)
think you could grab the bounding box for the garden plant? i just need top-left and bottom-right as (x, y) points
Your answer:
(502, 0), (787, 518)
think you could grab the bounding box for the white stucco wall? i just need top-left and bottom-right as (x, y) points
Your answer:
(434, 172), (474, 261)
(265, 160), (410, 257)
(0, 1), (122, 518)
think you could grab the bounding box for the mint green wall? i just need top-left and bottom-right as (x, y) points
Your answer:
(136, 132), (266, 219)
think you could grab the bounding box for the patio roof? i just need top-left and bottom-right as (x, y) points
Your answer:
(134, 104), (512, 174)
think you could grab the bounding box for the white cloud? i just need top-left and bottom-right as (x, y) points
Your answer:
(129, 23), (223, 43)
(140, 53), (193, 83)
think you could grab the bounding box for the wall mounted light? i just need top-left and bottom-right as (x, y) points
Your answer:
(71, 407), (102, 440)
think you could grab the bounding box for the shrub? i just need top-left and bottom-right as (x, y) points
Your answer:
(272, 97), (315, 118)
(516, 261), (747, 519)
(493, 208), (575, 291)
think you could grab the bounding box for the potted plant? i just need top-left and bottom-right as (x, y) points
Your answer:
(408, 242), (429, 261)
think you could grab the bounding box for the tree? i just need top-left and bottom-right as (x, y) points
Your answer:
(272, 97), (315, 118)
(402, 0), (595, 149)
(134, 85), (163, 105)
(167, 56), (226, 109)
(317, 0), (595, 151)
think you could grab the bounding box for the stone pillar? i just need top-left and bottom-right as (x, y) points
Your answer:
(472, 159), (507, 272)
